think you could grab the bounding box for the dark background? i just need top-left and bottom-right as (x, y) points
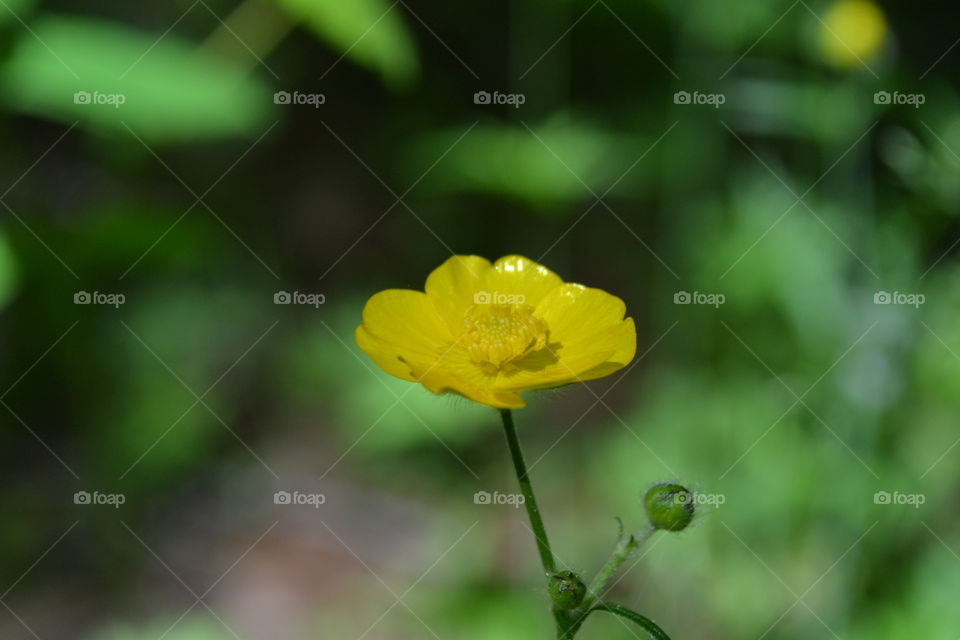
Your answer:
(1, 0), (958, 638)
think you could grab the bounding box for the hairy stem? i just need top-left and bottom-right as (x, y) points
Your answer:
(581, 525), (653, 612)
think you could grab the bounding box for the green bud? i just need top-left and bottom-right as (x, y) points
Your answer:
(548, 570), (586, 610)
(643, 483), (694, 531)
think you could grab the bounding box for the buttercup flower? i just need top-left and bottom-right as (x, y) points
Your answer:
(355, 255), (636, 408)
(819, 0), (886, 69)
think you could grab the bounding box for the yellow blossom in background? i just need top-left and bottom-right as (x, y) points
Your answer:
(356, 255), (636, 408)
(819, 0), (887, 69)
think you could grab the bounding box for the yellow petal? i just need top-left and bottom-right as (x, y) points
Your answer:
(355, 326), (418, 382)
(493, 285), (635, 392)
(414, 345), (526, 409)
(425, 255), (492, 330)
(568, 317), (636, 382)
(484, 255), (563, 308)
(494, 343), (615, 392)
(356, 289), (452, 381)
(536, 283), (627, 343)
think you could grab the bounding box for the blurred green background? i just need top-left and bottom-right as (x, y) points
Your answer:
(1, 0), (959, 638)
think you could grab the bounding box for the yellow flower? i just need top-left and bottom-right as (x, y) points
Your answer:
(819, 0), (886, 69)
(355, 255), (636, 409)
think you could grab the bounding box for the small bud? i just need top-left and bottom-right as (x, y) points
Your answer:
(643, 483), (694, 531)
(548, 570), (586, 610)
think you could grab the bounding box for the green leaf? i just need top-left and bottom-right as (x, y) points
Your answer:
(0, 15), (270, 141)
(408, 119), (646, 209)
(274, 0), (418, 88)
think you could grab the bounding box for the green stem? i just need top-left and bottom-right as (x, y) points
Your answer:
(554, 609), (576, 640)
(583, 604), (672, 640)
(499, 409), (556, 575)
(581, 525), (653, 612)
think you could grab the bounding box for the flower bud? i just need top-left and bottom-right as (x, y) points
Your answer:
(548, 570), (586, 610)
(643, 483), (694, 532)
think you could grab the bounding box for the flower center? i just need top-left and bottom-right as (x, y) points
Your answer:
(462, 303), (549, 374)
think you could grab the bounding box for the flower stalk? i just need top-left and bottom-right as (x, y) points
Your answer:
(499, 409), (555, 575)
(497, 410), (673, 640)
